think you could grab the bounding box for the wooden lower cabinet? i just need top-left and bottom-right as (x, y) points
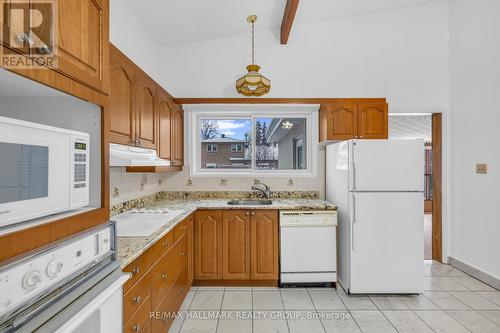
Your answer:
(122, 214), (194, 333)
(251, 210), (279, 280)
(194, 210), (223, 280)
(222, 210), (251, 280)
(194, 209), (278, 284)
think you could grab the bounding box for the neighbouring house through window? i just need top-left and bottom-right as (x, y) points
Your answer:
(191, 109), (316, 176)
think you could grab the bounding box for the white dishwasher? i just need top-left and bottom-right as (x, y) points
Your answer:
(280, 210), (337, 285)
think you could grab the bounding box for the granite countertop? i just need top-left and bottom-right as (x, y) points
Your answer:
(115, 198), (336, 269)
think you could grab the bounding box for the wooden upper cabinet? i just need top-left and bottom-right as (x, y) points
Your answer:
(135, 76), (157, 149)
(320, 103), (357, 141)
(57, 0), (109, 93)
(171, 105), (184, 166)
(250, 210), (279, 280)
(195, 210), (223, 280)
(222, 210), (251, 280)
(157, 89), (172, 161)
(319, 100), (388, 142)
(109, 49), (135, 146)
(357, 103), (388, 139)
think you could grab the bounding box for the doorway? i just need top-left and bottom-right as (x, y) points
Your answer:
(389, 113), (442, 261)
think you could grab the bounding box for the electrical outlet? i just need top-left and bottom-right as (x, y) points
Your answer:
(220, 178), (228, 185)
(476, 164), (488, 174)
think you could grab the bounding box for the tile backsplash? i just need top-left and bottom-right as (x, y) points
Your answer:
(110, 146), (326, 205)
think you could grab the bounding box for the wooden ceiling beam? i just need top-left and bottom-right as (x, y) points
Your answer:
(280, 0), (300, 45)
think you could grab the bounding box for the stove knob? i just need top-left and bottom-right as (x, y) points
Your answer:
(46, 260), (64, 278)
(22, 270), (42, 290)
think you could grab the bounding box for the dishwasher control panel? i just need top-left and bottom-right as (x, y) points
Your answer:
(280, 210), (337, 227)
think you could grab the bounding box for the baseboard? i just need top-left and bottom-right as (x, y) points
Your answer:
(448, 256), (500, 290)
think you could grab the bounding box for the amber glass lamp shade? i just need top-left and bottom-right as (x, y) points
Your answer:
(236, 64), (271, 97)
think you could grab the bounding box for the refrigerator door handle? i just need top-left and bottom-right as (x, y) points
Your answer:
(353, 161), (357, 191)
(352, 193), (356, 251)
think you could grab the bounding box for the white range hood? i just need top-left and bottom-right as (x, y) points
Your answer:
(109, 143), (171, 167)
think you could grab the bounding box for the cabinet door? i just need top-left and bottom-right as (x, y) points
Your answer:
(250, 210), (279, 280)
(135, 76), (157, 149)
(56, 0), (109, 93)
(320, 103), (357, 141)
(222, 210), (251, 280)
(109, 47), (135, 146)
(171, 105), (184, 166)
(187, 215), (194, 286)
(195, 210), (223, 280)
(1, 0), (30, 55)
(357, 103), (388, 139)
(157, 89), (172, 160)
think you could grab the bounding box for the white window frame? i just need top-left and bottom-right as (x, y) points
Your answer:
(206, 143), (218, 152)
(231, 144), (243, 152)
(186, 105), (319, 177)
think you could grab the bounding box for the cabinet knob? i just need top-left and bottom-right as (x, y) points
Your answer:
(245, 211), (250, 216)
(131, 267), (140, 275)
(251, 211), (255, 216)
(162, 273), (168, 280)
(179, 252), (185, 256)
(132, 296), (141, 304)
(133, 324), (141, 332)
(162, 241), (169, 247)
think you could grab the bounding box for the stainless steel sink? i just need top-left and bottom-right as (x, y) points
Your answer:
(227, 199), (273, 206)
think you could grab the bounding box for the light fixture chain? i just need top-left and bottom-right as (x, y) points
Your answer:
(251, 20), (255, 64)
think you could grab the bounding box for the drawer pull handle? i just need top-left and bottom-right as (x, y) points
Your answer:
(131, 267), (140, 275)
(132, 296), (141, 304)
(179, 252), (185, 256)
(162, 273), (168, 280)
(163, 241), (169, 247)
(133, 324), (141, 332)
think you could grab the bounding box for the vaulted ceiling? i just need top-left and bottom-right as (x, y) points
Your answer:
(125, 0), (446, 46)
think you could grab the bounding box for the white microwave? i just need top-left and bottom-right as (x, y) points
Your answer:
(0, 116), (90, 227)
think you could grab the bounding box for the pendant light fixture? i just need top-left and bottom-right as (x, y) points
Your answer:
(236, 15), (271, 96)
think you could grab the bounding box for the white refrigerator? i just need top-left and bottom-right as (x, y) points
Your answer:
(326, 139), (424, 294)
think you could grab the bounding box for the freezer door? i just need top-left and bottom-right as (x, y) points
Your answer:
(349, 192), (423, 294)
(349, 139), (424, 191)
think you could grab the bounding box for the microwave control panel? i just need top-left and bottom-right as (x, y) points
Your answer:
(70, 134), (90, 208)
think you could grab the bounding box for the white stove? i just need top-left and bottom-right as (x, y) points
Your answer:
(0, 222), (128, 333)
(113, 208), (184, 237)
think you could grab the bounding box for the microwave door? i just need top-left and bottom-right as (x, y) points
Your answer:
(0, 126), (71, 227)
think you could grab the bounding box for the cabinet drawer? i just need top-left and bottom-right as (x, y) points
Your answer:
(123, 252), (152, 293)
(124, 294), (151, 333)
(152, 265), (188, 333)
(124, 272), (151, 321)
(149, 231), (174, 264)
(173, 218), (189, 241)
(151, 252), (175, 309)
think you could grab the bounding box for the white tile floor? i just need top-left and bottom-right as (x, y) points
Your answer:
(168, 261), (500, 333)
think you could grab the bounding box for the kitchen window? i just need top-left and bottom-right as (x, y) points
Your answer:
(188, 107), (318, 176)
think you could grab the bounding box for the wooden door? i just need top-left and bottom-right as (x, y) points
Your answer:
(56, 0), (109, 93)
(157, 89), (172, 160)
(357, 103), (388, 139)
(320, 103), (357, 141)
(171, 105), (184, 166)
(109, 46), (135, 146)
(222, 210), (250, 280)
(250, 210), (279, 280)
(194, 210), (222, 280)
(135, 76), (157, 149)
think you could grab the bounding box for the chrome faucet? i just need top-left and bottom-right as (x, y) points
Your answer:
(252, 183), (272, 199)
